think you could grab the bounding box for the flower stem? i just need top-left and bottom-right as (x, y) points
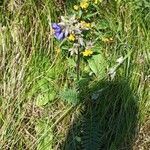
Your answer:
(76, 48), (80, 81)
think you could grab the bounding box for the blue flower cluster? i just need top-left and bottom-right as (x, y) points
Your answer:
(52, 23), (65, 40)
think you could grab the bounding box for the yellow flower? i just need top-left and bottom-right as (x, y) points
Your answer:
(82, 49), (93, 56)
(101, 37), (113, 43)
(109, 37), (113, 41)
(102, 37), (110, 42)
(94, 0), (98, 4)
(68, 34), (75, 41)
(74, 5), (79, 10)
(80, 21), (91, 28)
(94, 0), (103, 4)
(86, 23), (91, 28)
(80, 0), (89, 9)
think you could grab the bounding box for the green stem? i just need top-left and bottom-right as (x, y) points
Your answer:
(76, 48), (80, 81)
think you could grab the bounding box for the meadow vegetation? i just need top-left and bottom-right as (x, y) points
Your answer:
(0, 0), (149, 149)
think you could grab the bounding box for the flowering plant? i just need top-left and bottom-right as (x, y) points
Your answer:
(52, 12), (95, 80)
(51, 0), (112, 84)
(52, 14), (93, 55)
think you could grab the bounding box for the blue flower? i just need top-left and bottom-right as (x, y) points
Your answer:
(52, 23), (64, 40)
(52, 23), (61, 32)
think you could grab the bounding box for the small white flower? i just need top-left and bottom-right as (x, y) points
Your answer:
(78, 37), (85, 46)
(69, 43), (80, 55)
(85, 41), (94, 49)
(89, 72), (94, 76)
(108, 68), (116, 80)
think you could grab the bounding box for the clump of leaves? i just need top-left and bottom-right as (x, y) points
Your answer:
(59, 88), (79, 105)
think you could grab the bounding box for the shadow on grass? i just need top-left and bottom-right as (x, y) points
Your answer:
(62, 78), (139, 150)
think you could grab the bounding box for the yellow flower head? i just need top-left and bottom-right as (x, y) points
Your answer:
(94, 0), (98, 4)
(94, 0), (103, 4)
(81, 21), (91, 29)
(102, 37), (109, 42)
(82, 49), (93, 56)
(80, 0), (89, 9)
(68, 34), (76, 41)
(109, 37), (113, 41)
(74, 5), (79, 10)
(102, 37), (113, 43)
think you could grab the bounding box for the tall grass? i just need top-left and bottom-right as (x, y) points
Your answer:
(0, 0), (149, 149)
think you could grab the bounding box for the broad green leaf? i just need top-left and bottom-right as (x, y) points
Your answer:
(27, 79), (49, 99)
(67, 58), (76, 67)
(36, 94), (49, 107)
(75, 136), (81, 142)
(87, 54), (107, 78)
(49, 90), (56, 101)
(36, 91), (56, 107)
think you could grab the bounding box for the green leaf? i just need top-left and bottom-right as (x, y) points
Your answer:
(67, 58), (76, 67)
(75, 136), (81, 142)
(36, 91), (56, 107)
(36, 94), (49, 107)
(49, 90), (56, 101)
(87, 54), (107, 78)
(78, 10), (83, 18)
(81, 109), (103, 150)
(60, 88), (79, 105)
(85, 12), (98, 19)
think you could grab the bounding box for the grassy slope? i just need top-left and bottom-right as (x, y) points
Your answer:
(0, 0), (149, 149)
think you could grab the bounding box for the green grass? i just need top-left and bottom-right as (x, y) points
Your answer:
(0, 0), (149, 149)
